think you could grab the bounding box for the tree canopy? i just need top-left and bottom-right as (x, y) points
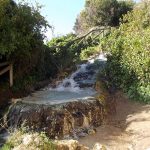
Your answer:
(0, 0), (49, 58)
(0, 0), (52, 90)
(74, 0), (134, 34)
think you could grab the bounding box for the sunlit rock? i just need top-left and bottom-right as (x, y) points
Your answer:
(92, 143), (107, 150)
(5, 99), (105, 139)
(55, 140), (89, 150)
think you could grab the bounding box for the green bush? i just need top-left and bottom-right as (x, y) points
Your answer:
(47, 34), (100, 71)
(1, 129), (56, 150)
(0, 0), (68, 92)
(80, 46), (99, 60)
(47, 34), (78, 72)
(0, 0), (53, 90)
(100, 1), (150, 102)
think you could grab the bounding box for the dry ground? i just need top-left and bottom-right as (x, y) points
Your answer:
(79, 92), (150, 150)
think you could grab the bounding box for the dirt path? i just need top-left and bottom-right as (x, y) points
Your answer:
(79, 92), (150, 150)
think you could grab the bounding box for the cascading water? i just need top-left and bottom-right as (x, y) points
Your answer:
(50, 64), (88, 92)
(21, 53), (107, 105)
(0, 53), (107, 144)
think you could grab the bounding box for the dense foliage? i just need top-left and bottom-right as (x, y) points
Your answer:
(100, 2), (150, 102)
(47, 33), (100, 72)
(74, 0), (134, 34)
(0, 0), (149, 104)
(0, 0), (78, 91)
(0, 0), (52, 89)
(1, 129), (55, 150)
(0, 0), (48, 57)
(0, 0), (100, 92)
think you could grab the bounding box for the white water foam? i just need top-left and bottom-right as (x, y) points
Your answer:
(49, 53), (107, 93)
(22, 53), (107, 105)
(88, 53), (107, 63)
(49, 63), (88, 92)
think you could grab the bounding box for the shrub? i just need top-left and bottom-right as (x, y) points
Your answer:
(1, 130), (56, 150)
(47, 34), (100, 71)
(0, 0), (53, 90)
(100, 1), (150, 102)
(80, 46), (99, 60)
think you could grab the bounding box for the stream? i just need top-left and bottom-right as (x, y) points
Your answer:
(0, 53), (107, 145)
(21, 53), (107, 105)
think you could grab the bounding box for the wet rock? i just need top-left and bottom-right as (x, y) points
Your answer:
(73, 72), (89, 81)
(78, 80), (94, 88)
(73, 71), (95, 82)
(63, 81), (71, 87)
(55, 140), (89, 150)
(72, 68), (96, 88)
(92, 143), (107, 150)
(87, 128), (96, 135)
(5, 99), (105, 139)
(77, 132), (88, 138)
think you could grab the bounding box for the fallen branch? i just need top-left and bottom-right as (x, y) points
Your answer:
(49, 26), (111, 49)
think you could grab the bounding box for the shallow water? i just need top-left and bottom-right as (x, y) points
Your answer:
(21, 53), (106, 105)
(23, 88), (97, 105)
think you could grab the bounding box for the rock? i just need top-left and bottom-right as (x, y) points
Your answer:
(5, 99), (105, 139)
(55, 140), (89, 150)
(77, 132), (88, 137)
(11, 98), (22, 104)
(6, 131), (90, 150)
(13, 144), (27, 150)
(78, 80), (94, 88)
(56, 140), (78, 150)
(7, 131), (56, 150)
(22, 134), (33, 145)
(87, 129), (96, 135)
(76, 145), (90, 150)
(92, 143), (107, 150)
(63, 81), (71, 87)
(73, 71), (95, 82)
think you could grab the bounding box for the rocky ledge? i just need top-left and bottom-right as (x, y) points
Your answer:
(5, 98), (105, 139)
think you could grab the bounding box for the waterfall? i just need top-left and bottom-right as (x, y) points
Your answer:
(50, 63), (88, 92)
(21, 53), (107, 105)
(50, 53), (107, 93)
